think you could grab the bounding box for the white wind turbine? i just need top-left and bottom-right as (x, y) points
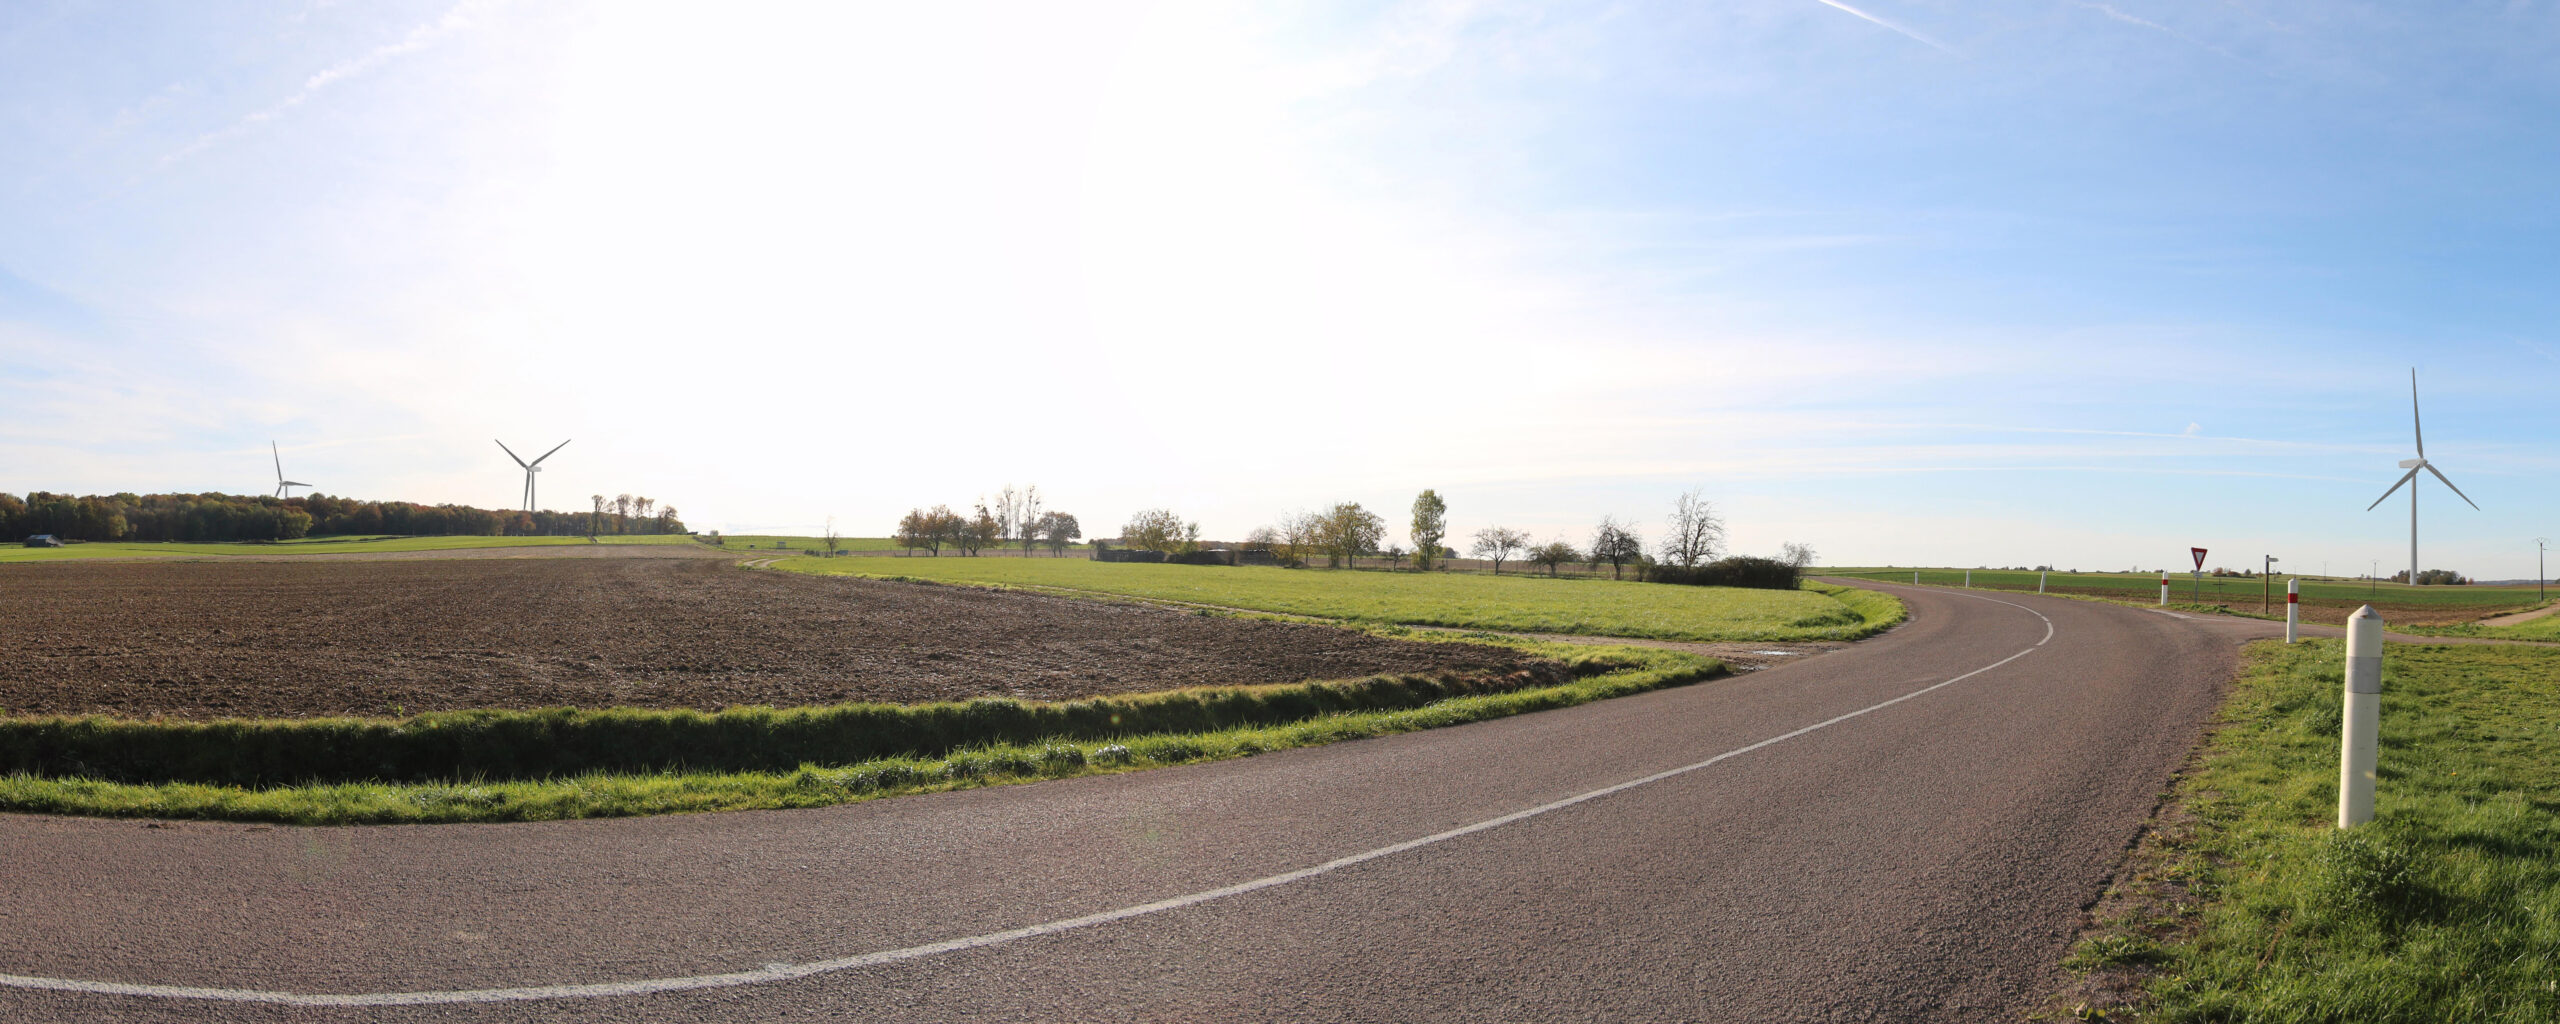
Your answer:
(2366, 369), (2477, 586)
(496, 439), (570, 512)
(272, 441), (311, 499)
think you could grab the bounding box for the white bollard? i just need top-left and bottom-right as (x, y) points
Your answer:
(2159, 575), (2169, 606)
(1914, 571), (1920, 585)
(1965, 570), (1971, 588)
(2040, 571), (2047, 594)
(2338, 606), (2384, 828)
(2285, 578), (2300, 643)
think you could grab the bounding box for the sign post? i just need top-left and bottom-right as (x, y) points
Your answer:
(2191, 547), (2208, 605)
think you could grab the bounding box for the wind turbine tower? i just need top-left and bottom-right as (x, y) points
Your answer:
(2365, 370), (2477, 585)
(272, 441), (311, 499)
(496, 439), (570, 512)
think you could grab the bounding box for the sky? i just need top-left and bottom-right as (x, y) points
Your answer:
(3, 0), (2557, 579)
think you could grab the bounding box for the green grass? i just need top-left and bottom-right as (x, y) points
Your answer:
(709, 535), (1095, 554)
(2399, 609), (2560, 642)
(2061, 639), (2560, 1022)
(0, 533), (696, 562)
(779, 556), (1902, 642)
(0, 642), (1720, 825)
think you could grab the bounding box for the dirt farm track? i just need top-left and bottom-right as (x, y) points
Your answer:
(0, 556), (1535, 719)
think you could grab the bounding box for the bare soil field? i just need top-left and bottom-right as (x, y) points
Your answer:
(0, 558), (1541, 719)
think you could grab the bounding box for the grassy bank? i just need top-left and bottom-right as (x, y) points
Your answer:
(2057, 639), (2560, 1022)
(0, 642), (1718, 825)
(780, 557), (1902, 643)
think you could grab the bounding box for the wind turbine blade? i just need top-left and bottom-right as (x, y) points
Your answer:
(495, 439), (530, 468)
(272, 441), (285, 482)
(2366, 467), (2420, 511)
(531, 439), (571, 467)
(2423, 463), (2480, 510)
(2411, 368), (2424, 458)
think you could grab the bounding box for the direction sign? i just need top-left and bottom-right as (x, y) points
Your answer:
(2191, 547), (2208, 570)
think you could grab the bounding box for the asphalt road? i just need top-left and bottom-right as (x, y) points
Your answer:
(1, 584), (2281, 1023)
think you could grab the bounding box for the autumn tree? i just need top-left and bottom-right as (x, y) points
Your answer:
(1469, 526), (1529, 575)
(961, 504), (1002, 556)
(1589, 515), (1643, 580)
(1318, 502), (1385, 568)
(1121, 508), (1198, 554)
(1657, 489), (1724, 569)
(1409, 489), (1447, 571)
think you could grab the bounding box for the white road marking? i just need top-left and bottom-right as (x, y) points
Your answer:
(2, 587), (2054, 1007)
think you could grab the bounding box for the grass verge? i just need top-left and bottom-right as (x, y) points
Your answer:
(2050, 639), (2560, 1022)
(0, 642), (1721, 825)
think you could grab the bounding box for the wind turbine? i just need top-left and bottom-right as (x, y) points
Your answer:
(272, 441), (311, 499)
(2366, 369), (2477, 586)
(496, 439), (570, 512)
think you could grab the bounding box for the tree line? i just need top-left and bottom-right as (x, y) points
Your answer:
(3, 490), (684, 543)
(893, 484), (1082, 556)
(1108, 487), (1815, 587)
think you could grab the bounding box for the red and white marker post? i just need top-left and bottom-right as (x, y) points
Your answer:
(2285, 578), (2300, 643)
(2159, 574), (2170, 605)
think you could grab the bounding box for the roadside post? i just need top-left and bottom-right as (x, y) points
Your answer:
(2261, 555), (2280, 614)
(2039, 571), (2047, 594)
(2285, 579), (2300, 643)
(2338, 605), (2384, 828)
(1913, 571), (1919, 585)
(2191, 547), (2208, 605)
(1964, 569), (1971, 588)
(2159, 574), (2169, 605)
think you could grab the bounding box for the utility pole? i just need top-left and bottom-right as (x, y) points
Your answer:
(2539, 539), (2550, 604)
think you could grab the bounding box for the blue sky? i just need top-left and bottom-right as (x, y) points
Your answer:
(3, 0), (2555, 578)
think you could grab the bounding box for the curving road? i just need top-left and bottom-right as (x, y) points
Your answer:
(2, 584), (2293, 1022)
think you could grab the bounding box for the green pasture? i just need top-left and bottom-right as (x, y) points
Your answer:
(0, 533), (697, 562)
(2060, 639), (2560, 1022)
(1823, 567), (2543, 616)
(710, 534), (1094, 554)
(779, 556), (1902, 643)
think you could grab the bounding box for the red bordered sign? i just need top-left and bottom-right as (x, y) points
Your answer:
(2191, 547), (2208, 570)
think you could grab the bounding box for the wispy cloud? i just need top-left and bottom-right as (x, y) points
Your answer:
(2065, 1), (2242, 59)
(1809, 0), (1957, 54)
(163, 0), (492, 165)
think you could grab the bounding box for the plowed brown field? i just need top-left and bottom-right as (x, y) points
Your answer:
(0, 557), (1537, 719)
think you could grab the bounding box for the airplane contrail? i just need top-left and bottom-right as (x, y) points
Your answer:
(1810, 0), (1957, 54)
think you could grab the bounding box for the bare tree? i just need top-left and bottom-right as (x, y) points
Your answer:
(1779, 541), (1817, 569)
(1275, 509), (1324, 567)
(1016, 485), (1044, 556)
(1658, 489), (1724, 569)
(590, 494), (605, 538)
(823, 515), (840, 556)
(1529, 539), (1580, 577)
(1409, 489), (1447, 571)
(1589, 516), (1643, 580)
(994, 485), (1020, 553)
(1469, 526), (1531, 575)
(1382, 543), (1409, 570)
